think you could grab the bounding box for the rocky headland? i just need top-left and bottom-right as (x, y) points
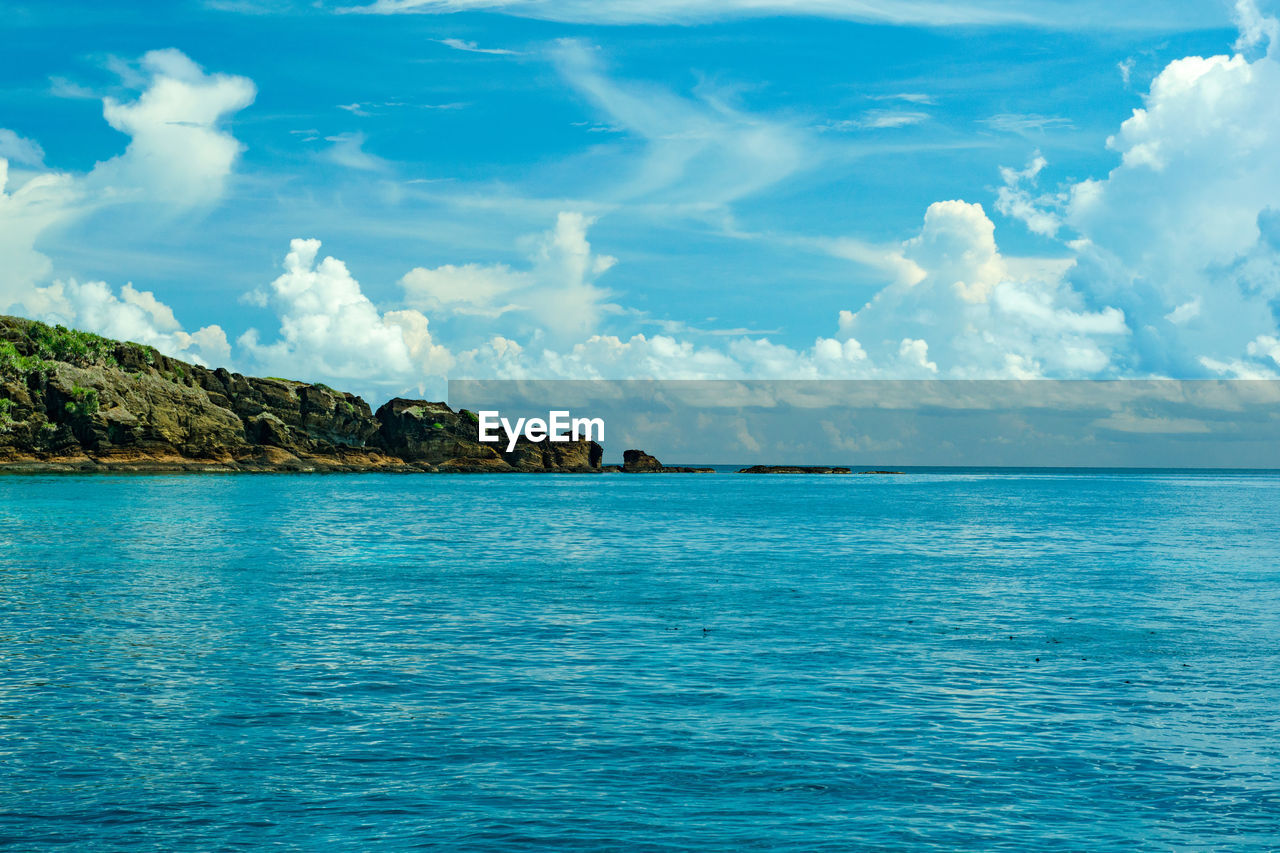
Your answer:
(0, 315), (603, 473)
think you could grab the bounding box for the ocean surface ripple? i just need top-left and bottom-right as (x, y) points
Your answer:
(1, 471), (1278, 850)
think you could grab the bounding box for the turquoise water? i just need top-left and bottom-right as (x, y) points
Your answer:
(2, 471), (1279, 850)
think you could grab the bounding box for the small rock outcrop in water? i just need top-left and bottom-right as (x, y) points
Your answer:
(737, 465), (852, 474)
(0, 315), (602, 473)
(622, 449), (663, 472)
(620, 449), (713, 473)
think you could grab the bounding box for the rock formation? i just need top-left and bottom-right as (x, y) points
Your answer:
(622, 449), (663, 472)
(621, 449), (713, 473)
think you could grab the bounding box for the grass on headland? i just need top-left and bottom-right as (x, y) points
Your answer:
(1, 318), (160, 376)
(0, 341), (51, 379)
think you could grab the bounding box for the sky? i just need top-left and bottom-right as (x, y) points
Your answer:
(2, 0), (1279, 402)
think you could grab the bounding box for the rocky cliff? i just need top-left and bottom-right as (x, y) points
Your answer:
(0, 315), (602, 473)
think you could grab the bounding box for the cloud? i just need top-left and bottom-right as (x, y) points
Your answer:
(859, 109), (928, 128)
(550, 39), (810, 211)
(431, 204), (1120, 384)
(91, 49), (256, 206)
(49, 76), (98, 100)
(0, 130), (45, 167)
(1248, 334), (1280, 366)
(970, 0), (1280, 378)
(323, 132), (389, 171)
(400, 211), (617, 341)
(1058, 4), (1280, 376)
(1234, 0), (1280, 54)
(13, 6), (1280, 397)
(821, 109), (929, 130)
(869, 93), (936, 105)
(340, 0), (1225, 31)
(834, 200), (1127, 378)
(435, 37), (519, 55)
(0, 49), (254, 368)
(1118, 58), (1136, 86)
(995, 153), (1063, 237)
(1164, 297), (1201, 325)
(1093, 412), (1212, 434)
(981, 113), (1074, 134)
(0, 162), (80, 310)
(26, 279), (231, 367)
(239, 239), (452, 393)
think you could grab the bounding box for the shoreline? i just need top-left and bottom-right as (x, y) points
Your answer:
(0, 460), (899, 474)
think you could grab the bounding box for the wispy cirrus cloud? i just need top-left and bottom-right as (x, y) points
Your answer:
(981, 113), (1075, 134)
(550, 38), (811, 211)
(322, 132), (390, 171)
(820, 109), (930, 131)
(339, 0), (1225, 30)
(436, 37), (520, 55)
(868, 93), (936, 105)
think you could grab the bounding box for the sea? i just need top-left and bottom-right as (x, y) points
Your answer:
(2, 470), (1278, 851)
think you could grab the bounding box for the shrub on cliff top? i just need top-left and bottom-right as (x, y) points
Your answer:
(30, 324), (117, 367)
(0, 341), (51, 379)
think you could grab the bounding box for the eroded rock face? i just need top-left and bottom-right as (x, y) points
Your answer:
(374, 399), (506, 467)
(504, 435), (603, 472)
(194, 368), (381, 455)
(2, 352), (248, 463)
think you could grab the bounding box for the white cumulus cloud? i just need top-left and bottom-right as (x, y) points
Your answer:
(26, 279), (231, 367)
(835, 200), (1127, 378)
(1004, 0), (1280, 377)
(92, 49), (256, 206)
(239, 239), (452, 394)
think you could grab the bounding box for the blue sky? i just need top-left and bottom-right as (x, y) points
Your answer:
(2, 0), (1278, 400)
